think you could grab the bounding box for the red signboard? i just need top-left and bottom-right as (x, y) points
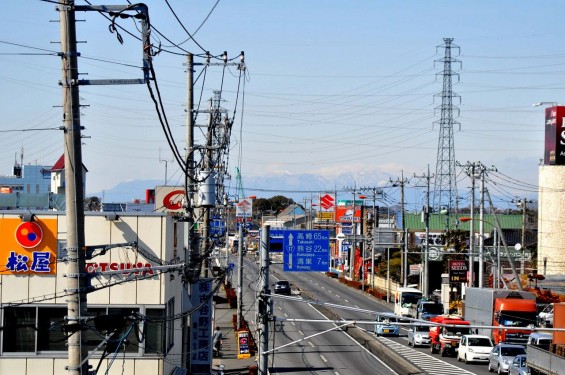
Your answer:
(335, 206), (362, 223)
(544, 106), (565, 165)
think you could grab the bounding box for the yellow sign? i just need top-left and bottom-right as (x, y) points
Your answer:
(317, 212), (334, 221)
(0, 218), (58, 275)
(236, 329), (251, 359)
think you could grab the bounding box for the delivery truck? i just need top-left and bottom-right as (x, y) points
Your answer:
(463, 287), (537, 345)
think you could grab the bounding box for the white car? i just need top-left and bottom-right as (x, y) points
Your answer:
(457, 334), (493, 364)
(407, 325), (431, 347)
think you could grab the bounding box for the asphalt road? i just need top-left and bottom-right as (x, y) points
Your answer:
(240, 257), (495, 375)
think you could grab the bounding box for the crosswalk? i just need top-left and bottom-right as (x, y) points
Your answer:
(374, 336), (477, 375)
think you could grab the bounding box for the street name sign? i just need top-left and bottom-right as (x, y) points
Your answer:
(274, 229), (330, 272)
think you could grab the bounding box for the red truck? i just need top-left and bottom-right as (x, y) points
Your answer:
(463, 287), (537, 345)
(429, 315), (473, 357)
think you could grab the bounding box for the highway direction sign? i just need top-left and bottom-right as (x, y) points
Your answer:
(273, 230), (330, 272)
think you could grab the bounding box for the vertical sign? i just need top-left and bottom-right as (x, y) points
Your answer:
(449, 260), (468, 283)
(190, 279), (213, 374)
(236, 329), (251, 359)
(545, 106), (565, 165)
(236, 198), (253, 222)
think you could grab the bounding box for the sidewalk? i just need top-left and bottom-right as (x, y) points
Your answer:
(212, 284), (258, 375)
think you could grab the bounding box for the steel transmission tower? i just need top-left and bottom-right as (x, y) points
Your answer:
(432, 38), (461, 228)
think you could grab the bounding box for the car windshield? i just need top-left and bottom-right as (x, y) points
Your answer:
(376, 316), (398, 323)
(501, 347), (526, 356)
(445, 326), (473, 335)
(499, 311), (537, 327)
(469, 338), (492, 347)
(422, 304), (443, 314)
(415, 325), (429, 332)
(277, 281), (289, 287)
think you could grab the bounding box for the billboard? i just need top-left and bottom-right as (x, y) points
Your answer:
(155, 186), (185, 212)
(449, 260), (468, 283)
(236, 198), (253, 221)
(0, 218), (58, 275)
(544, 106), (565, 165)
(335, 206), (362, 223)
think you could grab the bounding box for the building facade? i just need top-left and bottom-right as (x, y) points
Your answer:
(0, 211), (188, 375)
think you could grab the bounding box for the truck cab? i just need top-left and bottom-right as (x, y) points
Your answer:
(429, 315), (473, 357)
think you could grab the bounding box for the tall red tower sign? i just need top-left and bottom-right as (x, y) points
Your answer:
(544, 106), (565, 165)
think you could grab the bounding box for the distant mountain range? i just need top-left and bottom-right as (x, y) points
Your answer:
(88, 171), (396, 204)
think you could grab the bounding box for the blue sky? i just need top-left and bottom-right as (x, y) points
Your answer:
(1, 1), (563, 209)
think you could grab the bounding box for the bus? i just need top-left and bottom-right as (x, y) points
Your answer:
(394, 287), (423, 318)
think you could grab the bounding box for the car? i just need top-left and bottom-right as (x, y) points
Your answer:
(274, 280), (291, 295)
(457, 334), (493, 363)
(488, 343), (526, 374)
(374, 314), (400, 336)
(407, 325), (431, 347)
(508, 354), (531, 375)
(527, 332), (552, 351)
(537, 303), (554, 327)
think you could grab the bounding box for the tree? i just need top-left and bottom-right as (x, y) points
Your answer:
(84, 196), (101, 211)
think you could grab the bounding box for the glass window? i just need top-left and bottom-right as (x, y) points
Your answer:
(37, 307), (67, 351)
(3, 307), (36, 352)
(145, 309), (166, 354)
(166, 298), (175, 351)
(107, 308), (140, 353)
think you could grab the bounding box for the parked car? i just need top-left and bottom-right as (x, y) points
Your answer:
(274, 280), (291, 295)
(457, 334), (493, 363)
(374, 314), (400, 336)
(488, 343), (526, 374)
(508, 354), (530, 375)
(407, 325), (431, 347)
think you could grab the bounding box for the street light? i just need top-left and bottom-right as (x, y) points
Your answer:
(532, 102), (558, 107)
(459, 216), (523, 291)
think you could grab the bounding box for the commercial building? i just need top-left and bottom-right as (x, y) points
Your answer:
(0, 211), (189, 374)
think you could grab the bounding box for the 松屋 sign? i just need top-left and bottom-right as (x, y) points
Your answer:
(0, 218), (58, 275)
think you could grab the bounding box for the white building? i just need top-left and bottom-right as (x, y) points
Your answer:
(0, 211), (194, 374)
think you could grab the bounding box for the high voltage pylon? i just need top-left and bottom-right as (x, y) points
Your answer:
(432, 38), (461, 228)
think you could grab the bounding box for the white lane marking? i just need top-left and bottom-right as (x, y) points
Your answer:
(320, 354), (327, 363)
(374, 336), (476, 375)
(308, 341), (315, 347)
(308, 304), (397, 374)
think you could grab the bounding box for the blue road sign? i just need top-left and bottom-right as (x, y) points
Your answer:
(272, 230), (330, 272)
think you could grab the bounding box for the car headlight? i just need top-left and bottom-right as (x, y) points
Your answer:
(415, 334), (422, 339)
(502, 359), (509, 365)
(468, 348), (474, 353)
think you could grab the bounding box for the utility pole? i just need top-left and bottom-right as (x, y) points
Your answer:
(512, 197), (533, 274)
(391, 173), (408, 286)
(463, 162), (477, 287)
(236, 224), (244, 329)
(258, 225), (271, 375)
(59, 2), (88, 373)
(415, 166), (433, 297)
(343, 184), (359, 280)
(479, 164), (496, 287)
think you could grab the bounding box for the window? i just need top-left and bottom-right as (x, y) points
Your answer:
(166, 298), (175, 351)
(2, 305), (165, 356)
(145, 309), (166, 354)
(2, 306), (66, 353)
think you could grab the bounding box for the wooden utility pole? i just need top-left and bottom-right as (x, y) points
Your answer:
(59, 2), (88, 373)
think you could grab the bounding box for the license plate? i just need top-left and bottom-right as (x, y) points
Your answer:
(384, 329), (390, 333)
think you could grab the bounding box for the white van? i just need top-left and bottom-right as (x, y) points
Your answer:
(527, 332), (552, 351)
